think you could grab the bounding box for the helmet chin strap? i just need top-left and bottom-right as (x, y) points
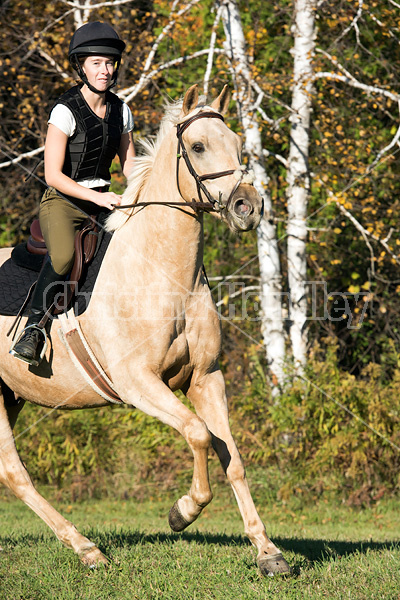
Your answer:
(84, 78), (115, 95)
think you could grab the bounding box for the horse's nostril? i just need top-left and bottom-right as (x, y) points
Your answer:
(234, 198), (252, 217)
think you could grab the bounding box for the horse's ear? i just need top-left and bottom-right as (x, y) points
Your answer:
(181, 84), (199, 116)
(210, 85), (230, 115)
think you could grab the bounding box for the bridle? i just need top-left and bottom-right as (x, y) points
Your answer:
(175, 111), (244, 213)
(117, 110), (250, 214)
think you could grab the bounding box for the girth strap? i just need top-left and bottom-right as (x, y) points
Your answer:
(58, 310), (123, 405)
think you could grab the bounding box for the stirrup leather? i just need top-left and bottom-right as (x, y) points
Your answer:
(9, 324), (48, 367)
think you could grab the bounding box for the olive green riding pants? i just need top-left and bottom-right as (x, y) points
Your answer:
(39, 187), (102, 276)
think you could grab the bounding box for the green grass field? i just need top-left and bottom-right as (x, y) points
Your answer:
(1, 484), (399, 600)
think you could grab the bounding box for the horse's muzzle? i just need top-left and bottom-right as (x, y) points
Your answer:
(226, 184), (263, 232)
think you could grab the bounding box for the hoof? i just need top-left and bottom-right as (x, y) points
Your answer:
(168, 500), (191, 532)
(258, 553), (291, 577)
(80, 547), (109, 569)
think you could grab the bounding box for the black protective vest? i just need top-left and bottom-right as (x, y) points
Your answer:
(53, 85), (124, 182)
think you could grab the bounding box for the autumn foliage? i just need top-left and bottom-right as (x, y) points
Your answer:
(1, 1), (400, 498)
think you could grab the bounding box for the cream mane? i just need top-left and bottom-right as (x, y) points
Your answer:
(106, 96), (207, 232)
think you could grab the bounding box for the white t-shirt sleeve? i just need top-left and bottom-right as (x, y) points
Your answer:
(122, 103), (134, 134)
(48, 104), (76, 137)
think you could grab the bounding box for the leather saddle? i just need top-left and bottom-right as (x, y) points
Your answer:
(27, 217), (101, 314)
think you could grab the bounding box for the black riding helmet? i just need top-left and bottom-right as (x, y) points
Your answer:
(68, 22), (126, 93)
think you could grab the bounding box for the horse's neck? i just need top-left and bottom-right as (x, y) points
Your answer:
(114, 173), (204, 292)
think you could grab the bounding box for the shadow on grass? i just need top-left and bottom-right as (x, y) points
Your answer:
(1, 528), (399, 568)
(87, 528), (400, 565)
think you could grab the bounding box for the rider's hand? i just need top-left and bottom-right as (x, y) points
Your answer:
(94, 191), (122, 211)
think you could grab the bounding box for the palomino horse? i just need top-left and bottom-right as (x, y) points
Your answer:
(0, 85), (290, 576)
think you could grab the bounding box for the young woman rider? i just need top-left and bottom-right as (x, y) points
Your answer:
(10, 21), (135, 366)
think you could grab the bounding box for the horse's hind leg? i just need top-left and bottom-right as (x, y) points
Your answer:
(0, 386), (107, 567)
(0, 379), (25, 430)
(186, 369), (291, 576)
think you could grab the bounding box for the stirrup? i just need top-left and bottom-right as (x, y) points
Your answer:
(9, 324), (48, 367)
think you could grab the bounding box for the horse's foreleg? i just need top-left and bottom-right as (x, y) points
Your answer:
(0, 392), (107, 567)
(187, 369), (290, 576)
(123, 373), (213, 529)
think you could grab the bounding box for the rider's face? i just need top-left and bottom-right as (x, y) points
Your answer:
(82, 56), (115, 91)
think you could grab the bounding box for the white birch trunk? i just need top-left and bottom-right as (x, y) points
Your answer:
(220, 0), (286, 389)
(286, 0), (316, 371)
(73, 0), (92, 29)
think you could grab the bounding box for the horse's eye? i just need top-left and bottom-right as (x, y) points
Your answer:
(192, 143), (205, 154)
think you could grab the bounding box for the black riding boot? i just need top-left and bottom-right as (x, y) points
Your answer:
(10, 258), (64, 366)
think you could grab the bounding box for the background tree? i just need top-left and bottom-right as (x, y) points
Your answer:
(2, 0), (400, 502)
(286, 0), (316, 372)
(1, 0), (400, 389)
(219, 0), (286, 390)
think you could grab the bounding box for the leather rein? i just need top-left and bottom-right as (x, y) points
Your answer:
(116, 110), (246, 214)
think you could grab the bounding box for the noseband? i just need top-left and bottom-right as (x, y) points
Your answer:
(176, 111), (246, 213)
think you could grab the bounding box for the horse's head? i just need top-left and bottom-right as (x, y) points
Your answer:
(175, 85), (263, 233)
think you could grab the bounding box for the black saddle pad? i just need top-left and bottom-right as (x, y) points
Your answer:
(0, 232), (112, 317)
